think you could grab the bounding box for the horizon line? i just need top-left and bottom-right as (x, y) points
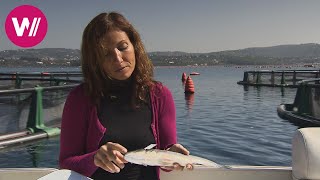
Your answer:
(1, 42), (319, 54)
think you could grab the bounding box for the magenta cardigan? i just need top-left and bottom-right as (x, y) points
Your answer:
(59, 83), (177, 179)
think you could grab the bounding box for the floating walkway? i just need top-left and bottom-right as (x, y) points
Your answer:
(237, 70), (320, 87)
(0, 72), (82, 148)
(277, 78), (320, 127)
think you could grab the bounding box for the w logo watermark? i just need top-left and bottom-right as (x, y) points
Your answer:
(12, 17), (42, 37)
(5, 5), (48, 48)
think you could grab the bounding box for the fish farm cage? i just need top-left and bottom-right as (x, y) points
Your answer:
(237, 69), (320, 127)
(237, 70), (320, 87)
(0, 71), (82, 148)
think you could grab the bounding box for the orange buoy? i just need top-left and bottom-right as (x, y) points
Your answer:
(181, 72), (187, 82)
(184, 76), (195, 94)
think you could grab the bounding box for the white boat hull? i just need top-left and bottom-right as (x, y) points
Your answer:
(0, 166), (292, 180)
(1, 127), (319, 180)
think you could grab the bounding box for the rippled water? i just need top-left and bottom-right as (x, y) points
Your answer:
(0, 66), (299, 168)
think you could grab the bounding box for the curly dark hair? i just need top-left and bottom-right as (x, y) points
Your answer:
(81, 12), (155, 106)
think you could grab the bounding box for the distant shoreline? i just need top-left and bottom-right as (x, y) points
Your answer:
(1, 44), (320, 67)
(1, 63), (318, 70)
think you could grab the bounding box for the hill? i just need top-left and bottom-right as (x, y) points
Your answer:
(216, 43), (320, 58)
(150, 43), (320, 66)
(1, 43), (320, 67)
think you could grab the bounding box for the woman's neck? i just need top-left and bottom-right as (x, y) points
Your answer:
(110, 77), (133, 91)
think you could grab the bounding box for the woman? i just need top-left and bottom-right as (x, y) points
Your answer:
(59, 12), (192, 180)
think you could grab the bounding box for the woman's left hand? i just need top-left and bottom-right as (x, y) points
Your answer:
(162, 144), (194, 171)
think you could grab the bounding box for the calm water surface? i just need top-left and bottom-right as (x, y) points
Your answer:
(0, 66), (299, 168)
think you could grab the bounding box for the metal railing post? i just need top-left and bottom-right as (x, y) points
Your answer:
(256, 72), (261, 84)
(271, 71), (275, 85)
(293, 71), (297, 85)
(15, 73), (22, 89)
(26, 85), (60, 137)
(281, 71), (286, 85)
(243, 72), (249, 82)
(50, 74), (54, 86)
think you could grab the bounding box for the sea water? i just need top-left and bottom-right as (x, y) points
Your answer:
(0, 66), (299, 167)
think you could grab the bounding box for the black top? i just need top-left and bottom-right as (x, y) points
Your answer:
(91, 79), (157, 180)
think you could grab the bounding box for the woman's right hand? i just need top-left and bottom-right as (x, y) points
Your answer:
(94, 142), (128, 173)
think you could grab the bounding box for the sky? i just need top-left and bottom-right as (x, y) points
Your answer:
(1, 0), (320, 53)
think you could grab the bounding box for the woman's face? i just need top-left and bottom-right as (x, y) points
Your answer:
(102, 30), (136, 80)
